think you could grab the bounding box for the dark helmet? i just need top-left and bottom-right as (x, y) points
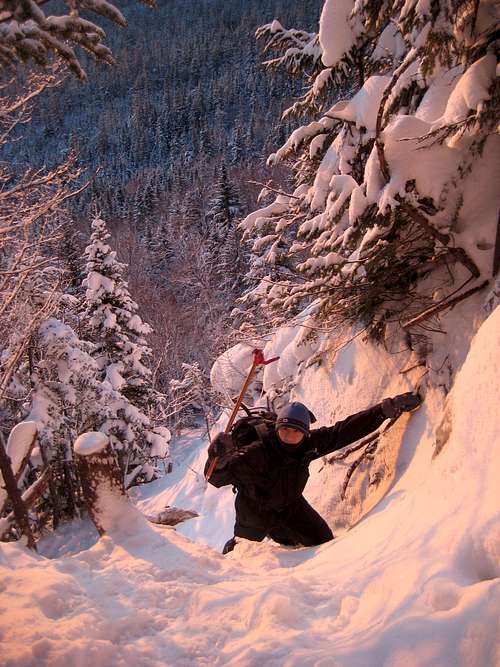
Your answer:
(276, 402), (313, 436)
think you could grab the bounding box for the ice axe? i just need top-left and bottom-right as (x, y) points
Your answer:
(205, 348), (279, 481)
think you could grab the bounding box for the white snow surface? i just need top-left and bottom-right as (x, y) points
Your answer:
(1, 301), (499, 666)
(6, 420), (37, 473)
(328, 75), (390, 130)
(74, 431), (109, 456)
(319, 0), (361, 68)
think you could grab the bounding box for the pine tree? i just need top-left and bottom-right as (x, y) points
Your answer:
(229, 124), (244, 165)
(148, 218), (176, 286)
(82, 216), (169, 480)
(205, 164), (245, 290)
(206, 164), (244, 239)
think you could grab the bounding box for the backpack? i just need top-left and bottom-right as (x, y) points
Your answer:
(230, 409), (277, 449)
(205, 409), (277, 488)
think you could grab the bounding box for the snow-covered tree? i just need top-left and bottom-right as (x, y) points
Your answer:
(0, 69), (81, 413)
(82, 216), (169, 481)
(0, 0), (155, 79)
(26, 317), (111, 523)
(147, 219), (175, 286)
(206, 164), (244, 236)
(241, 1), (499, 340)
(168, 362), (217, 431)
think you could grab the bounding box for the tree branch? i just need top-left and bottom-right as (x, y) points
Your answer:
(403, 280), (489, 329)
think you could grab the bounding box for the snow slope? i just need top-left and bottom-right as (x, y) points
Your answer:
(0, 303), (498, 667)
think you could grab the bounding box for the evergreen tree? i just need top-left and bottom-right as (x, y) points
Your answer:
(148, 219), (176, 285)
(27, 318), (111, 523)
(82, 216), (168, 479)
(229, 124), (244, 165)
(206, 164), (244, 238)
(181, 189), (205, 236)
(59, 224), (85, 298)
(205, 165), (245, 290)
(241, 2), (498, 338)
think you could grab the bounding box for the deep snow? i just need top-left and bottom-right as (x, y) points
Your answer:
(1, 303), (498, 667)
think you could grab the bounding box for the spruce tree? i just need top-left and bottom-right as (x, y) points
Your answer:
(206, 164), (244, 238)
(82, 216), (168, 480)
(0, 0), (155, 80)
(205, 164), (245, 291)
(241, 1), (498, 338)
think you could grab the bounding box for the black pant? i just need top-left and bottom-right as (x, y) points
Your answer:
(232, 495), (333, 548)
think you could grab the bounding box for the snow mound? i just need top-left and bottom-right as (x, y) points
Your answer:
(74, 432), (109, 456)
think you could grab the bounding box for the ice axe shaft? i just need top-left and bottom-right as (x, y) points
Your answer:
(205, 349), (279, 481)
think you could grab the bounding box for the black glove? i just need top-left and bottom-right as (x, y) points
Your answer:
(381, 392), (422, 419)
(208, 432), (233, 458)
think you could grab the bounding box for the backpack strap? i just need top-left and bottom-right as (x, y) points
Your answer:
(254, 421), (274, 449)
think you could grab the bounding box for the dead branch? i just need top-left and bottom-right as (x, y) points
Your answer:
(247, 180), (300, 200)
(398, 200), (450, 245)
(326, 416), (400, 500)
(0, 467), (52, 541)
(328, 428), (381, 463)
(403, 280), (489, 329)
(341, 439), (379, 500)
(400, 362), (425, 375)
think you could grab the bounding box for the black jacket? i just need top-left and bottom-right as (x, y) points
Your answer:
(205, 403), (387, 512)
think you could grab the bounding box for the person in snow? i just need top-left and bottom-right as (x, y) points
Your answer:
(205, 393), (422, 554)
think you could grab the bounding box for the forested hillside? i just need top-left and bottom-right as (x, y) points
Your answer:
(4, 0), (323, 397)
(0, 0), (325, 546)
(10, 0), (320, 223)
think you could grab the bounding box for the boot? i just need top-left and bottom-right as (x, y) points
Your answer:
(222, 536), (237, 554)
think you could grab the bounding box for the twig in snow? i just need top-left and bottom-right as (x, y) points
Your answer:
(247, 180), (300, 200)
(403, 280), (489, 329)
(340, 440), (380, 500)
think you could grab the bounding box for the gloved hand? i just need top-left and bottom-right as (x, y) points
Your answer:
(381, 392), (422, 419)
(208, 432), (233, 458)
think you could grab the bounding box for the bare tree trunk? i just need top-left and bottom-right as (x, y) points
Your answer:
(0, 432), (36, 549)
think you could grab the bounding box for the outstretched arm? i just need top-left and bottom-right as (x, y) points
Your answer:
(309, 392), (422, 457)
(309, 404), (386, 457)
